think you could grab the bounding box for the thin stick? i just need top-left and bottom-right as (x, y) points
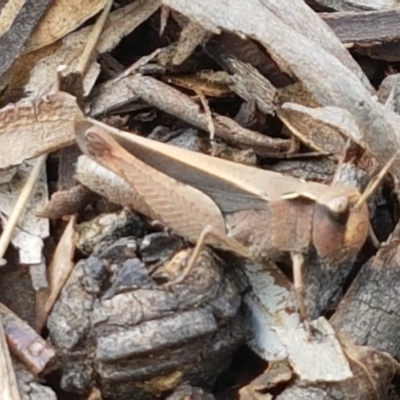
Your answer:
(0, 155), (47, 263)
(355, 150), (400, 208)
(194, 88), (215, 142)
(76, 0), (114, 76)
(113, 48), (163, 83)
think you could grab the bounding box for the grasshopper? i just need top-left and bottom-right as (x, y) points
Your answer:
(75, 119), (394, 330)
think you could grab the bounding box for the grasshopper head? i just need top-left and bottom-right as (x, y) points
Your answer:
(312, 186), (369, 263)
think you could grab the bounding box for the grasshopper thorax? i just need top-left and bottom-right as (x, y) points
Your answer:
(312, 186), (369, 263)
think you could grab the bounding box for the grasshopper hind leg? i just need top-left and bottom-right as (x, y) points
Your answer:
(163, 225), (250, 288)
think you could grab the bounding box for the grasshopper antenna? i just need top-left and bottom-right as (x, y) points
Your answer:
(355, 150), (400, 209)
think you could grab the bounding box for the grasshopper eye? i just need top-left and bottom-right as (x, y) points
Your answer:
(312, 193), (369, 262)
(325, 195), (350, 224)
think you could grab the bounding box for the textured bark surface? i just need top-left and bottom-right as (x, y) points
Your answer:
(48, 233), (244, 400)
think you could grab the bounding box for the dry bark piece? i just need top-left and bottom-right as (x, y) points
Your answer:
(169, 17), (212, 67)
(84, 48), (165, 117)
(85, 75), (141, 117)
(274, 338), (400, 399)
(167, 384), (215, 400)
(262, 0), (374, 92)
(0, 158), (49, 265)
(0, 168), (17, 185)
(0, 302), (56, 376)
(35, 216), (76, 332)
(162, 0), (400, 179)
(308, 0), (400, 11)
(57, 0), (113, 104)
(234, 260), (353, 382)
(276, 82), (320, 109)
(91, 69), (288, 151)
(123, 74), (291, 153)
(239, 360), (292, 398)
(36, 185), (94, 219)
(204, 40), (278, 115)
(378, 72), (400, 115)
(331, 223), (400, 359)
(0, 0), (53, 82)
(14, 360), (57, 400)
(24, 0), (108, 54)
(47, 237), (243, 399)
(6, 0), (161, 99)
(0, 91), (84, 170)
(209, 142), (257, 166)
(36, 145), (95, 219)
(0, 314), (21, 400)
(206, 32), (293, 88)
(74, 208), (145, 255)
(322, 9), (400, 47)
(163, 71), (234, 98)
(157, 11), (212, 70)
(278, 103), (361, 155)
(269, 157), (336, 183)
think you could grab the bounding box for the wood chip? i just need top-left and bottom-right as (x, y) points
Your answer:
(163, 0), (400, 178)
(278, 103), (361, 155)
(0, 158), (49, 265)
(0, 0), (52, 82)
(0, 302), (56, 376)
(6, 0), (161, 98)
(0, 314), (21, 400)
(235, 261), (353, 382)
(0, 91), (84, 170)
(35, 216), (76, 332)
(24, 0), (109, 54)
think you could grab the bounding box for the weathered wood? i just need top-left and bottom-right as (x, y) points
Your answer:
(260, 0), (374, 92)
(322, 9), (400, 46)
(120, 74), (292, 153)
(206, 32), (293, 88)
(162, 0), (400, 180)
(331, 223), (400, 359)
(307, 0), (400, 11)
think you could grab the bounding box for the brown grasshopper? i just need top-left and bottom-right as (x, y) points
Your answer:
(75, 119), (394, 330)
